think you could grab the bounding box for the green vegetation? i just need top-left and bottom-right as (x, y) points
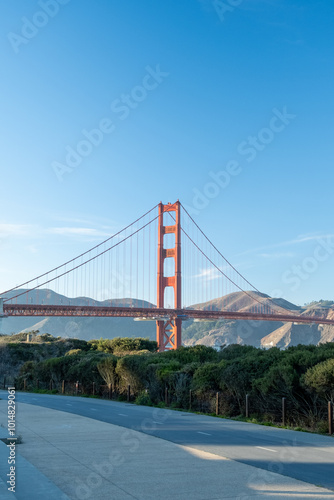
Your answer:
(0, 333), (156, 387)
(90, 336), (157, 354)
(97, 356), (118, 388)
(303, 358), (334, 400)
(0, 332), (91, 385)
(2, 332), (334, 432)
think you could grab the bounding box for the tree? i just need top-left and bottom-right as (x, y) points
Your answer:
(97, 356), (118, 389)
(304, 358), (334, 401)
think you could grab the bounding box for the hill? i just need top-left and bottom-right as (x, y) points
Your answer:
(189, 291), (300, 314)
(183, 292), (334, 348)
(0, 289), (156, 341)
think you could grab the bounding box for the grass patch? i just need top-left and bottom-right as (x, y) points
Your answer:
(32, 388), (58, 395)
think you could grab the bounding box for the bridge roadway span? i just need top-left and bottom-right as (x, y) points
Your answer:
(3, 391), (334, 494)
(3, 304), (334, 325)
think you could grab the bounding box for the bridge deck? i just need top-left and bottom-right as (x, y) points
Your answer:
(2, 304), (334, 325)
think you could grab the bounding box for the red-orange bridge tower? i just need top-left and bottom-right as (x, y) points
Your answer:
(156, 201), (182, 351)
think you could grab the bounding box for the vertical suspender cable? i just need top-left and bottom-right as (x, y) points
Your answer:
(130, 226), (132, 304)
(136, 222), (139, 307)
(142, 223), (145, 307)
(123, 231), (126, 307)
(149, 219), (151, 306)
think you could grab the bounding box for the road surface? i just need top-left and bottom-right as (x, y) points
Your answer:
(1, 390), (333, 491)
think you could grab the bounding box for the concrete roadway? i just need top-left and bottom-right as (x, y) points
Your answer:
(4, 391), (334, 487)
(0, 390), (334, 499)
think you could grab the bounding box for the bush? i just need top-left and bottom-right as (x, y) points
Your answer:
(39, 334), (56, 342)
(192, 362), (220, 394)
(135, 391), (153, 406)
(304, 358), (334, 400)
(65, 349), (82, 356)
(89, 337), (157, 354)
(115, 355), (148, 393)
(97, 356), (118, 388)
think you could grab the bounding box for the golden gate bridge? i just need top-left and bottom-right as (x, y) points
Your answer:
(1, 201), (333, 351)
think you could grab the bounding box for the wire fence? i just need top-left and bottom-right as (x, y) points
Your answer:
(7, 377), (334, 436)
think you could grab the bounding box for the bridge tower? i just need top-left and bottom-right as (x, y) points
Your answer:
(156, 201), (181, 351)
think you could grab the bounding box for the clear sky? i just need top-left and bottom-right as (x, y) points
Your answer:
(0, 0), (333, 306)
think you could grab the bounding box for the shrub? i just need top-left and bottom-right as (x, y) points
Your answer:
(97, 356), (118, 388)
(135, 391), (152, 406)
(115, 355), (148, 393)
(304, 358), (334, 400)
(89, 337), (157, 354)
(65, 349), (83, 356)
(192, 362), (220, 393)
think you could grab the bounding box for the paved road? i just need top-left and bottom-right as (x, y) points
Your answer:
(2, 390), (334, 490)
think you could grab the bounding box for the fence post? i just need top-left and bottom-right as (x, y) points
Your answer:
(282, 397), (286, 426)
(108, 383), (112, 400)
(36, 380), (39, 389)
(3, 376), (6, 389)
(24, 379), (27, 391)
(62, 380), (65, 394)
(189, 389), (192, 411)
(127, 385), (130, 402)
(165, 386), (168, 406)
(216, 392), (219, 416)
(246, 394), (249, 418)
(92, 382), (95, 396)
(328, 401), (333, 435)
(76, 381), (79, 396)
(50, 380), (53, 391)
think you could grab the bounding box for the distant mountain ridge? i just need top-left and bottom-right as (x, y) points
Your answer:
(1, 289), (333, 348)
(2, 288), (154, 309)
(188, 291), (301, 314)
(184, 294), (334, 349)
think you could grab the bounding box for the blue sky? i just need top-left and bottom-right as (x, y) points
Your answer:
(0, 0), (333, 306)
